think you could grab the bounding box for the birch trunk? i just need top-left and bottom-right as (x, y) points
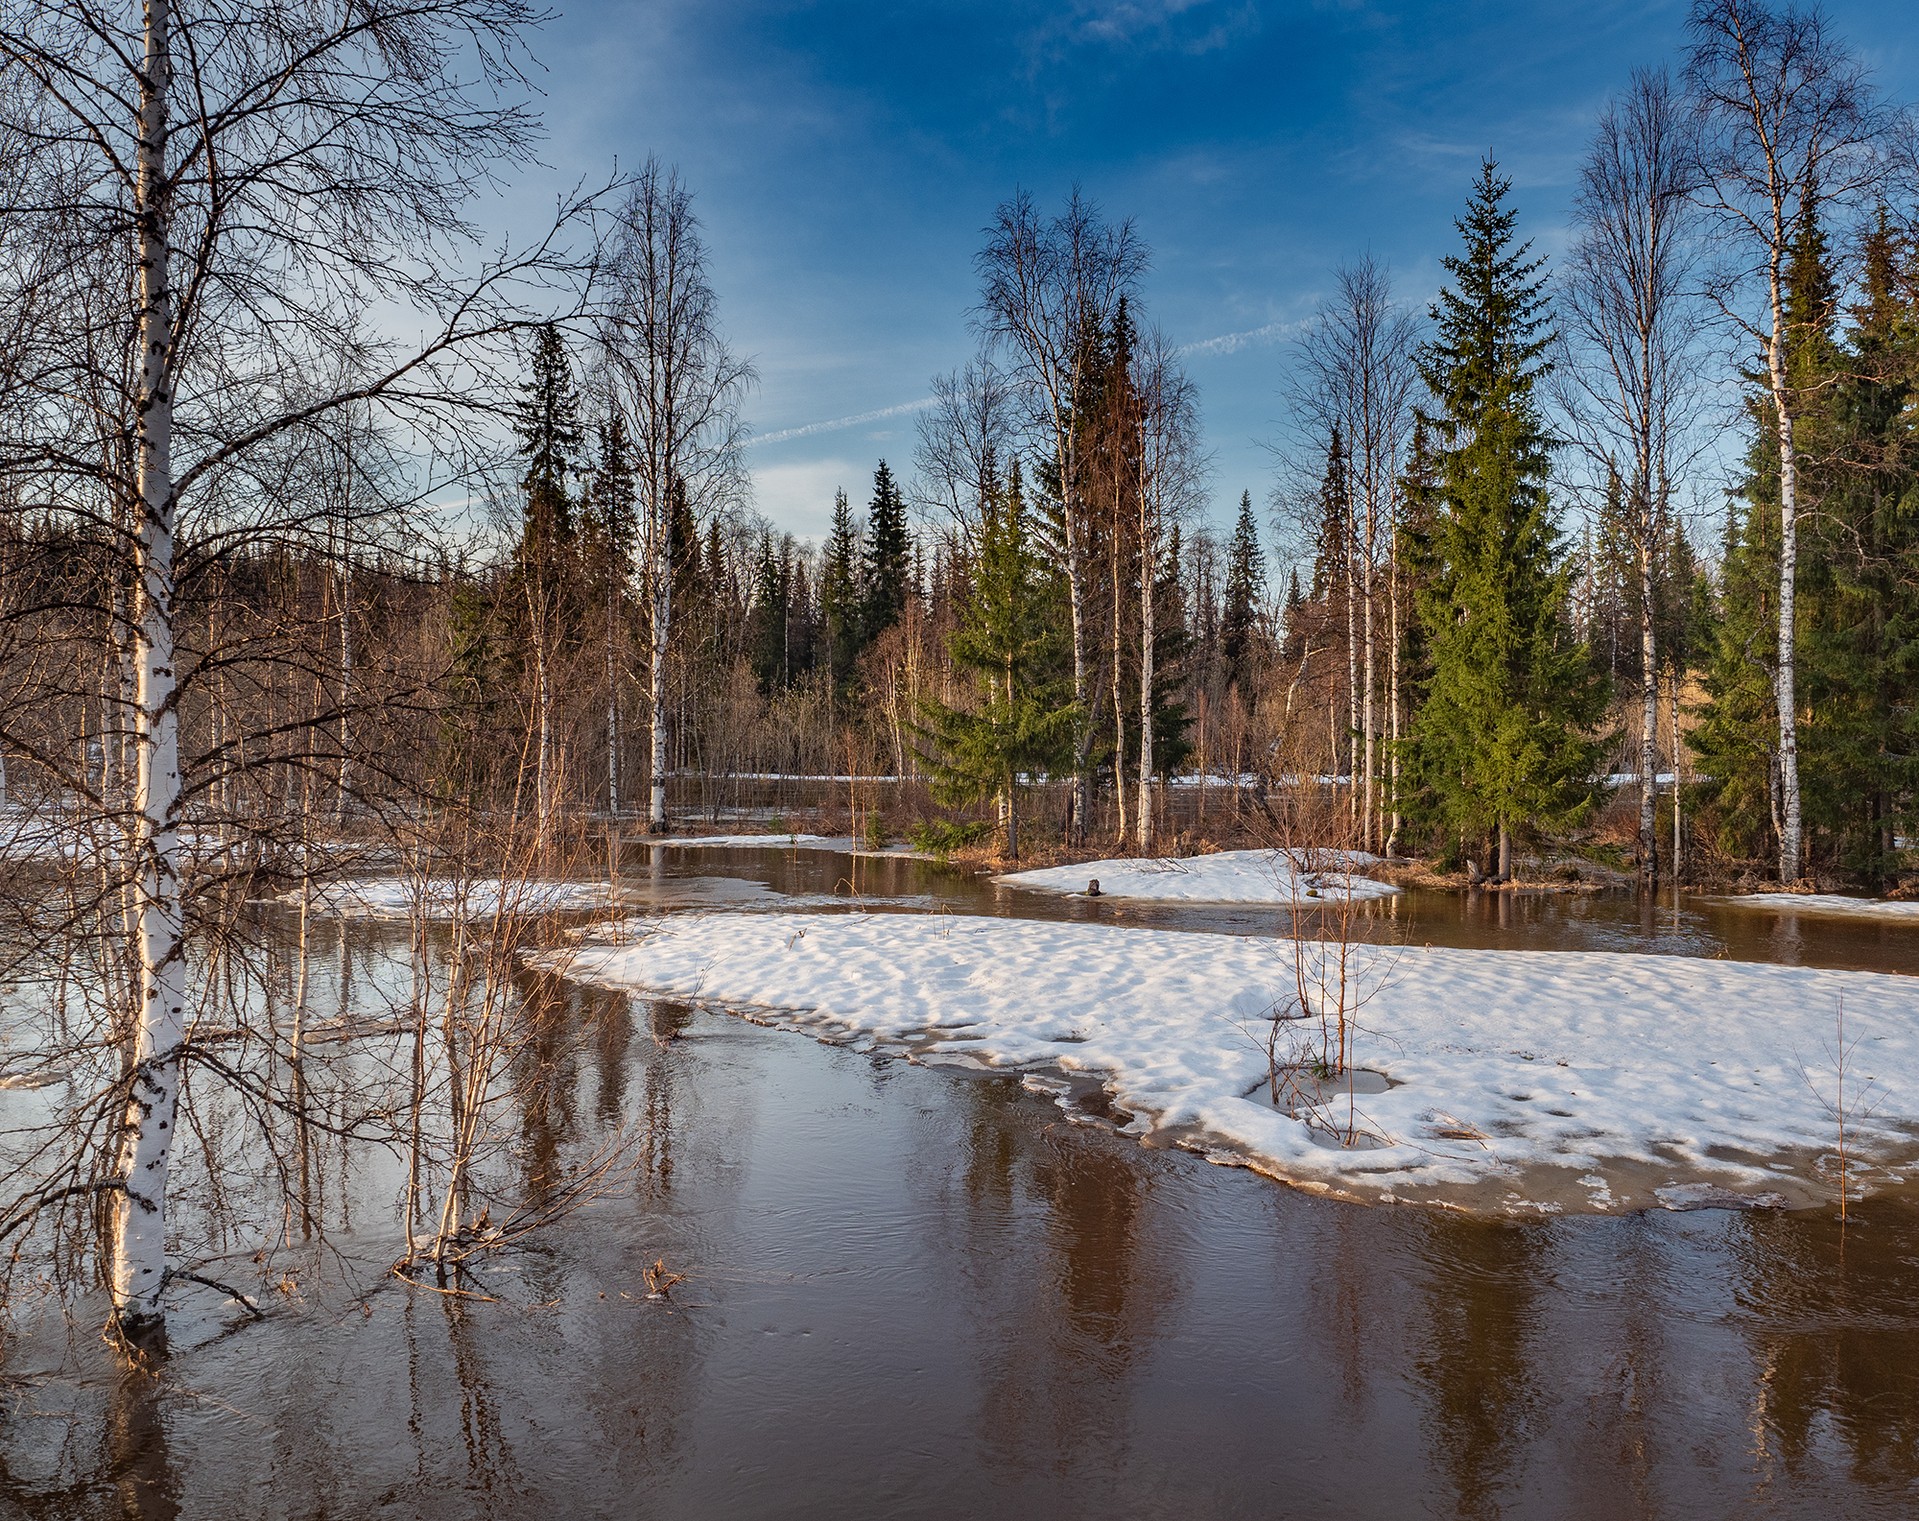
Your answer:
(648, 497), (670, 832)
(113, 0), (185, 1333)
(1065, 473), (1089, 844)
(605, 584), (620, 817)
(1360, 527), (1376, 853)
(1638, 542), (1659, 889)
(1109, 525), (1127, 843)
(335, 531), (352, 825)
(1385, 535), (1401, 857)
(1764, 257), (1803, 883)
(1136, 489), (1155, 852)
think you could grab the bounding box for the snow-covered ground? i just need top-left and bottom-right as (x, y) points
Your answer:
(998, 848), (1398, 905)
(1717, 892), (1919, 921)
(284, 877), (624, 920)
(655, 832), (928, 858)
(653, 832), (841, 849)
(561, 910), (1919, 1212)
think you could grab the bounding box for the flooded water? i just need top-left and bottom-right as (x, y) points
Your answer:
(629, 837), (1919, 977)
(5, 846), (1919, 1517)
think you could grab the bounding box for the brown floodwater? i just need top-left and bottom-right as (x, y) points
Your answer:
(4, 849), (1919, 1518)
(625, 836), (1919, 976)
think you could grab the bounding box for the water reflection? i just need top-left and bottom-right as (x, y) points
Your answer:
(1413, 1217), (1545, 1519)
(633, 841), (1919, 976)
(7, 920), (1919, 1516)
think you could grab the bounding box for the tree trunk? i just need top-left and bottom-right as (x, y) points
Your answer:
(1765, 260), (1803, 883)
(605, 585), (620, 817)
(1670, 666), (1684, 887)
(1137, 497), (1155, 853)
(1109, 522), (1127, 844)
(1497, 821), (1512, 883)
(1360, 530), (1376, 853)
(1637, 541), (1659, 891)
(113, 0), (184, 1336)
(649, 499), (671, 833)
(1385, 536), (1401, 857)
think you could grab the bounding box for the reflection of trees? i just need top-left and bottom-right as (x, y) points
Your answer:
(105, 1360), (179, 1521)
(1736, 1208), (1919, 1492)
(950, 1077), (1177, 1499)
(636, 1000), (691, 1198)
(1413, 1215), (1543, 1520)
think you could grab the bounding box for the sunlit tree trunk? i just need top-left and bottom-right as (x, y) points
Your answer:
(113, 0), (184, 1335)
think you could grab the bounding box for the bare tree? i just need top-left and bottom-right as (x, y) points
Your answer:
(1132, 328), (1205, 850)
(0, 0), (609, 1339)
(1557, 67), (1710, 890)
(914, 359), (1017, 558)
(600, 159), (754, 836)
(1288, 258), (1420, 851)
(1685, 0), (1884, 883)
(975, 188), (1145, 842)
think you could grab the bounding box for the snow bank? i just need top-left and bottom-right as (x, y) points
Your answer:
(998, 848), (1398, 905)
(562, 911), (1919, 1212)
(288, 877), (621, 920)
(655, 832), (841, 849)
(1717, 892), (1919, 922)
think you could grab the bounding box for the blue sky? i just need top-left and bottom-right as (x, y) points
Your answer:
(530, 0), (1916, 547)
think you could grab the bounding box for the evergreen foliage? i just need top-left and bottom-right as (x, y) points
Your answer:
(917, 460), (1076, 856)
(820, 487), (862, 689)
(1402, 160), (1607, 858)
(1221, 490), (1265, 681)
(1694, 204), (1919, 884)
(1309, 429), (1350, 601)
(861, 460), (912, 645)
(514, 323), (584, 561)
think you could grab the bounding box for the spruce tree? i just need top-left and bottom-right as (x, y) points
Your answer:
(1309, 429), (1350, 601)
(1701, 202), (1919, 884)
(515, 322), (584, 560)
(749, 532), (791, 693)
(918, 460), (1075, 857)
(861, 459), (912, 645)
(1221, 490), (1265, 682)
(1403, 160), (1605, 876)
(820, 487), (862, 690)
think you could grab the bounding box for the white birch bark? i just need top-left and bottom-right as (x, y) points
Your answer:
(113, 0), (184, 1332)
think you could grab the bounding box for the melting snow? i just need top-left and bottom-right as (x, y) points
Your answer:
(560, 910), (1919, 1212)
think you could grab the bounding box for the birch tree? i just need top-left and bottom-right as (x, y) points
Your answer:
(1557, 67), (1709, 889)
(975, 189), (1144, 842)
(1685, 0), (1883, 883)
(601, 160), (752, 835)
(1290, 259), (1419, 850)
(1131, 328), (1203, 850)
(0, 0), (607, 1340)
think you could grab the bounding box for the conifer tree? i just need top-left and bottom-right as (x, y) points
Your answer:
(749, 532), (791, 693)
(582, 413), (638, 812)
(516, 323), (584, 559)
(512, 321), (584, 840)
(918, 460), (1075, 857)
(1403, 160), (1605, 878)
(1308, 429), (1350, 601)
(861, 459), (912, 646)
(820, 487), (862, 690)
(1221, 490), (1265, 682)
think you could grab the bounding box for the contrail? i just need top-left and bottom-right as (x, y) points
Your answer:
(752, 397), (936, 446)
(1179, 319), (1299, 358)
(750, 322), (1292, 447)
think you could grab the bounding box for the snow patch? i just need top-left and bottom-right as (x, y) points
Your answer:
(998, 847), (1398, 905)
(1717, 892), (1919, 922)
(559, 910), (1919, 1211)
